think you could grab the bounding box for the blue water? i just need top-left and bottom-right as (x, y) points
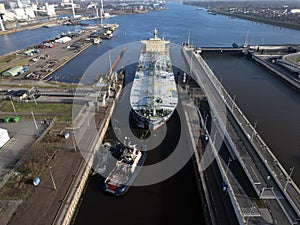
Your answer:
(2, 3), (300, 81)
(2, 3), (300, 55)
(0, 25), (83, 55)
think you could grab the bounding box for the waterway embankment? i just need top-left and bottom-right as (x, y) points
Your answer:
(248, 50), (300, 91)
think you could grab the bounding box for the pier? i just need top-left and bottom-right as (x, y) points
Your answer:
(182, 45), (300, 225)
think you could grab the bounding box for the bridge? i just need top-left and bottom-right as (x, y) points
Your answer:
(182, 45), (300, 225)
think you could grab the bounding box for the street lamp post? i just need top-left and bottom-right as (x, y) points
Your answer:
(49, 166), (56, 190)
(266, 175), (271, 188)
(225, 158), (232, 176)
(213, 130), (218, 145)
(32, 94), (38, 105)
(284, 166), (294, 192)
(189, 51), (193, 75)
(72, 130), (77, 152)
(31, 111), (39, 137)
(204, 114), (208, 129)
(231, 95), (236, 112)
(251, 121), (257, 140)
(10, 96), (17, 117)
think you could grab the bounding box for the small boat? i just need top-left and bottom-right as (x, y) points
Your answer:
(100, 32), (113, 40)
(93, 38), (102, 44)
(103, 143), (146, 196)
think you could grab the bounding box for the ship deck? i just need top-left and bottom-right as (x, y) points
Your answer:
(106, 162), (131, 187)
(130, 51), (178, 120)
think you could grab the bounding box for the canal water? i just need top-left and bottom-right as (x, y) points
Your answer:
(1, 2), (299, 224)
(202, 52), (300, 185)
(74, 108), (203, 225)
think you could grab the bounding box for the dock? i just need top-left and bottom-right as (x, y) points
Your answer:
(0, 24), (118, 82)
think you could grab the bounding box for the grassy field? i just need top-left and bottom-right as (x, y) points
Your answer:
(0, 101), (84, 200)
(292, 56), (300, 64)
(0, 54), (30, 74)
(0, 101), (84, 123)
(2, 101), (71, 113)
(0, 81), (80, 89)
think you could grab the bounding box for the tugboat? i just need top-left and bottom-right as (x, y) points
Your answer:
(103, 143), (146, 196)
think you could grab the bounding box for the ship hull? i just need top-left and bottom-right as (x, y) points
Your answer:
(130, 30), (178, 132)
(131, 107), (176, 131)
(103, 147), (146, 196)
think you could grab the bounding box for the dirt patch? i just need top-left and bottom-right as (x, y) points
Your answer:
(0, 124), (68, 200)
(0, 200), (23, 225)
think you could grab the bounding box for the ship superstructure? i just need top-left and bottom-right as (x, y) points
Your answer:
(130, 29), (178, 130)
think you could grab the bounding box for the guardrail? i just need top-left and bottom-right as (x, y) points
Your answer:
(182, 47), (246, 225)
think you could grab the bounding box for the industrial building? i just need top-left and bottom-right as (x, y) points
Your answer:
(55, 36), (72, 43)
(4, 89), (29, 101)
(2, 66), (24, 77)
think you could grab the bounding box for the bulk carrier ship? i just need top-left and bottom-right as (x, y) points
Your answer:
(130, 29), (178, 131)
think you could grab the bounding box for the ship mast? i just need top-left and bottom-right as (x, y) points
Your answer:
(153, 28), (158, 39)
(187, 29), (190, 46)
(153, 59), (156, 116)
(243, 30), (249, 48)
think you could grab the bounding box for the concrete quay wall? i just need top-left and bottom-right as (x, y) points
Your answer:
(51, 81), (123, 225)
(42, 42), (92, 81)
(180, 94), (214, 225)
(250, 53), (300, 91)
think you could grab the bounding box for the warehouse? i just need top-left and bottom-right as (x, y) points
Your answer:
(2, 66), (24, 77)
(55, 36), (72, 43)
